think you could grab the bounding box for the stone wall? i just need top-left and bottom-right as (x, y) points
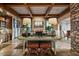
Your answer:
(70, 3), (79, 52)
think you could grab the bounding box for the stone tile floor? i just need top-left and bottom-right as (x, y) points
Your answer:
(0, 39), (79, 56)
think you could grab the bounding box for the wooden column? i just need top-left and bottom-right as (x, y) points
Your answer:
(45, 18), (48, 32)
(31, 18), (33, 32)
(20, 17), (23, 34)
(6, 16), (12, 41)
(20, 17), (23, 27)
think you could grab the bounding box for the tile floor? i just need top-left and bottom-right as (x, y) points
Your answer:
(0, 38), (79, 56)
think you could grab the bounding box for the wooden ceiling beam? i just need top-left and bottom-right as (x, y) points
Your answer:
(58, 6), (70, 19)
(3, 3), (69, 7)
(0, 4), (20, 17)
(24, 4), (33, 18)
(4, 6), (20, 17)
(4, 3), (51, 7)
(54, 3), (69, 7)
(27, 3), (69, 7)
(45, 4), (54, 18)
(19, 14), (59, 18)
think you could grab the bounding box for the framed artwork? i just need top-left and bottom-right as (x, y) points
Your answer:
(34, 21), (43, 28)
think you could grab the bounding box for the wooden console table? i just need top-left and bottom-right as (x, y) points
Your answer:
(22, 36), (56, 55)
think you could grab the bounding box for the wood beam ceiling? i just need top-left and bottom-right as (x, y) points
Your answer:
(58, 6), (70, 19)
(27, 3), (69, 7)
(0, 4), (20, 17)
(19, 14), (59, 18)
(4, 3), (69, 7)
(24, 4), (33, 18)
(54, 3), (69, 7)
(45, 4), (54, 18)
(0, 3), (70, 18)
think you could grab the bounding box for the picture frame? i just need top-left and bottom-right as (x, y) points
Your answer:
(34, 21), (44, 28)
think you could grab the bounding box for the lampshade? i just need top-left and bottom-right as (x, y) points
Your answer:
(48, 18), (57, 25)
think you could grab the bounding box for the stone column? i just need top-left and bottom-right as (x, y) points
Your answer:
(70, 3), (79, 52)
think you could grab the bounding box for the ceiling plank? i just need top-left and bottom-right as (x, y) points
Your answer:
(45, 4), (54, 18)
(58, 6), (70, 19)
(24, 4), (33, 18)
